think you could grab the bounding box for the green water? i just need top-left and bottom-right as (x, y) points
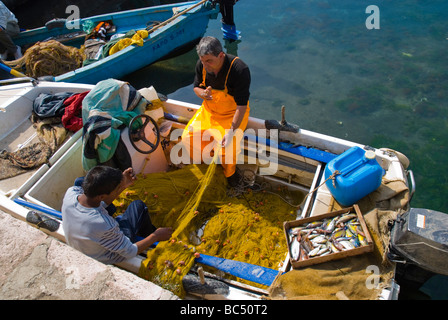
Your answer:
(124, 0), (448, 298)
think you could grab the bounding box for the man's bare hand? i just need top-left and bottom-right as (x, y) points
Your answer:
(122, 167), (137, 189)
(153, 227), (173, 242)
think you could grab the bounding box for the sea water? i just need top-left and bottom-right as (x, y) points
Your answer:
(124, 0), (448, 299)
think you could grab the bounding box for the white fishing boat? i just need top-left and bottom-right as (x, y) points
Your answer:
(1, 79), (446, 300)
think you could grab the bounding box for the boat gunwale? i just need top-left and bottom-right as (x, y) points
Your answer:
(54, 5), (208, 81)
(13, 1), (203, 38)
(0, 82), (409, 300)
(10, 1), (218, 84)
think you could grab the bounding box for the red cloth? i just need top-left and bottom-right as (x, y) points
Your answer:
(61, 91), (89, 132)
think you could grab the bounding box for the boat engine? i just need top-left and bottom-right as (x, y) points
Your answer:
(388, 208), (448, 291)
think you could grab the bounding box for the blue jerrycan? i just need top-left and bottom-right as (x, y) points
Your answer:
(324, 146), (384, 206)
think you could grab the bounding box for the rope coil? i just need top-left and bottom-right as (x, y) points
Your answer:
(6, 40), (85, 78)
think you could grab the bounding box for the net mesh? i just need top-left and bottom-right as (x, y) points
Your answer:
(113, 162), (303, 297)
(6, 40), (85, 78)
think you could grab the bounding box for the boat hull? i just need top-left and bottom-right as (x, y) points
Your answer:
(11, 1), (218, 84)
(0, 81), (409, 300)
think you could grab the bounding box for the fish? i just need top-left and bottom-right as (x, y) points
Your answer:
(347, 223), (359, 236)
(332, 239), (345, 251)
(311, 235), (328, 244)
(308, 233), (320, 240)
(330, 241), (340, 253)
(336, 213), (357, 224)
(299, 228), (314, 236)
(300, 247), (309, 260)
(317, 245), (330, 256)
(313, 228), (333, 235)
(308, 246), (322, 257)
(321, 219), (330, 230)
(339, 240), (355, 250)
(356, 226), (365, 237)
(331, 227), (345, 239)
(345, 228), (355, 239)
(289, 211), (369, 261)
(306, 221), (323, 228)
(358, 233), (368, 246)
(290, 237), (301, 261)
(350, 237), (361, 248)
(301, 236), (314, 253)
(325, 216), (338, 232)
(291, 227), (303, 236)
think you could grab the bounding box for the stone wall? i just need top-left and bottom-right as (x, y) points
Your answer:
(0, 210), (178, 300)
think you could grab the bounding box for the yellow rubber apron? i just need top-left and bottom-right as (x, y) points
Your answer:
(181, 57), (250, 177)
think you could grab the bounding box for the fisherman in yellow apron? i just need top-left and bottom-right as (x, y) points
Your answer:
(181, 36), (250, 187)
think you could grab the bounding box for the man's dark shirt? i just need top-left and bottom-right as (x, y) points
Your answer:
(194, 54), (250, 106)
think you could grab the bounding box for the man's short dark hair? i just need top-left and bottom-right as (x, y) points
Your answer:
(82, 166), (123, 197)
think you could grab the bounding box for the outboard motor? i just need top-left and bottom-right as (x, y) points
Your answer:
(388, 208), (448, 292)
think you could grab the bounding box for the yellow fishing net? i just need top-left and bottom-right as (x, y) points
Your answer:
(108, 30), (149, 56)
(113, 161), (303, 297)
(6, 40), (85, 78)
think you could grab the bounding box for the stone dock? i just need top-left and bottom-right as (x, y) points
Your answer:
(0, 209), (178, 300)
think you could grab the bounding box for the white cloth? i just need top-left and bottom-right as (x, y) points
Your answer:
(0, 1), (18, 30)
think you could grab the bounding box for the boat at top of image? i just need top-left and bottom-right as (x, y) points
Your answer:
(1, 0), (218, 84)
(0, 78), (447, 300)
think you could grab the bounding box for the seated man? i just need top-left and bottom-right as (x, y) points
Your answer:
(62, 165), (172, 264)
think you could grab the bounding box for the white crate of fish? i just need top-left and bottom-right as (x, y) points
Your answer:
(283, 205), (374, 269)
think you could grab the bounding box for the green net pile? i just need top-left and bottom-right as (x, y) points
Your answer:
(113, 163), (303, 297)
